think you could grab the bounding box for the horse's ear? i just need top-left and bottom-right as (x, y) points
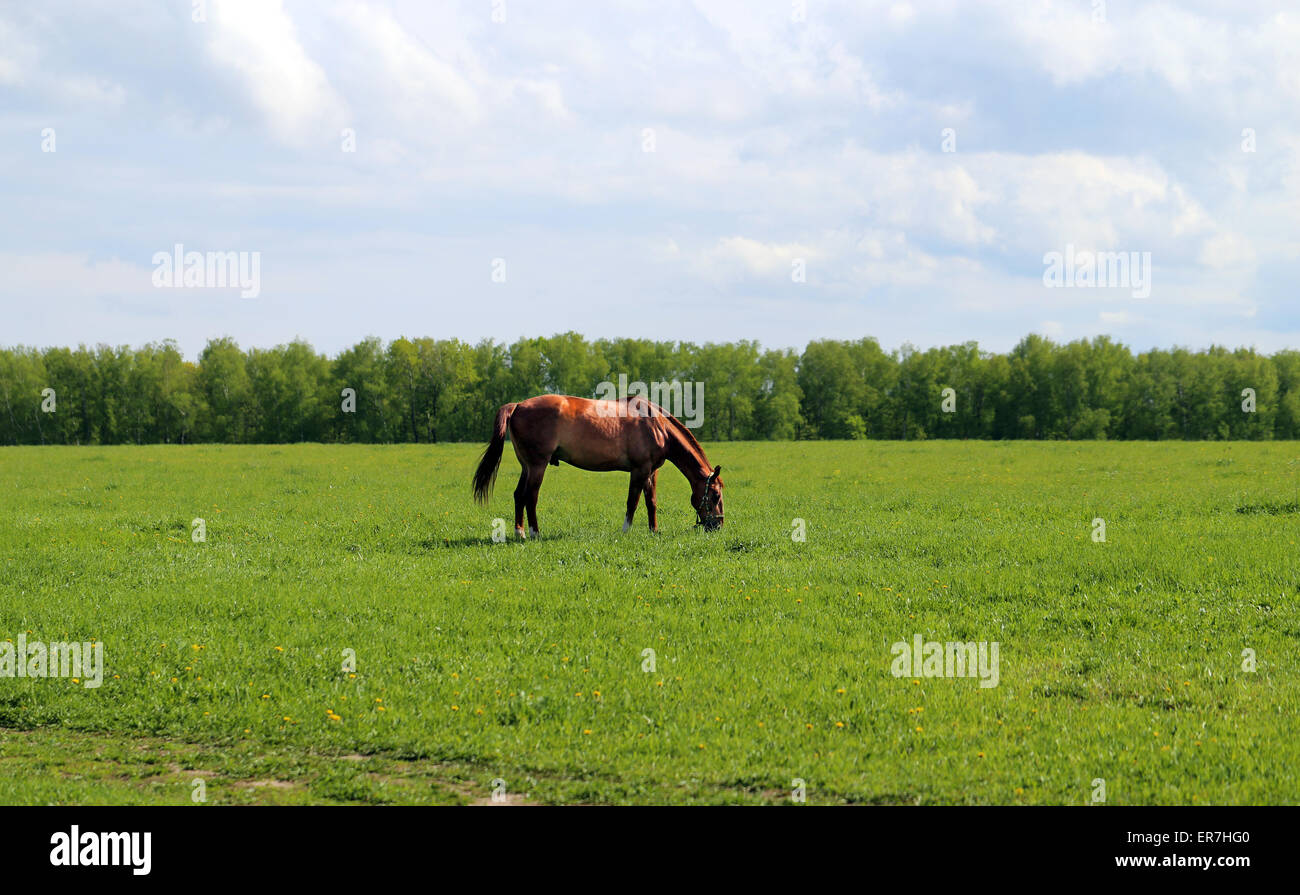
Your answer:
(709, 465), (722, 481)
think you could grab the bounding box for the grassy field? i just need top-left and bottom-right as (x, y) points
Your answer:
(0, 441), (1296, 805)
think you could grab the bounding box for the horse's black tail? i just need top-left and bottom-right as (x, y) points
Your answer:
(472, 403), (517, 504)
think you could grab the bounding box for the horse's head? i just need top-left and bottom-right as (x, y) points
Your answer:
(694, 465), (724, 531)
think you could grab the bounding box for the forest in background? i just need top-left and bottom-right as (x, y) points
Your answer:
(1, 333), (1297, 444)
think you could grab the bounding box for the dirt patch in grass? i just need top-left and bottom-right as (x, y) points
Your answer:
(0, 726), (493, 805)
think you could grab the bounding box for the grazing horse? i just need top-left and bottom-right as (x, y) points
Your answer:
(472, 394), (724, 537)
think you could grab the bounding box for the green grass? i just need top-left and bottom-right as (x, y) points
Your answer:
(1, 441), (1296, 805)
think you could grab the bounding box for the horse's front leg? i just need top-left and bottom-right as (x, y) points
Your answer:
(642, 468), (658, 532)
(623, 473), (644, 532)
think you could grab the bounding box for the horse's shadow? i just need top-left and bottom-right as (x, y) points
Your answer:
(415, 534), (569, 550)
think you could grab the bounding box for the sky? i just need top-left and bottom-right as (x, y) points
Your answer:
(1, 0), (1298, 359)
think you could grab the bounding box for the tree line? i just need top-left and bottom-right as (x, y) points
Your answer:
(1, 333), (1297, 445)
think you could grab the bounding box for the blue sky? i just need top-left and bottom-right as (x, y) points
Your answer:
(2, 0), (1298, 358)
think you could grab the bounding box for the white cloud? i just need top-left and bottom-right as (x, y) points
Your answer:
(1199, 231), (1257, 268)
(331, 2), (481, 130)
(692, 236), (821, 281)
(0, 252), (148, 299)
(0, 13), (125, 104)
(205, 0), (346, 145)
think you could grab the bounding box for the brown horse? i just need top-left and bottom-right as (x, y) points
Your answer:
(472, 394), (724, 537)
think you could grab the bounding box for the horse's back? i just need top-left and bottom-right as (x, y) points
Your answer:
(509, 394), (666, 471)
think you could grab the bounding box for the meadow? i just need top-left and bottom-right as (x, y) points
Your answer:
(0, 440), (1296, 805)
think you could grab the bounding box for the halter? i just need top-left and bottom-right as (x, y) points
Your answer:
(695, 470), (723, 529)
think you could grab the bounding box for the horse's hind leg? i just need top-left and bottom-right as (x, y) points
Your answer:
(513, 468), (529, 538)
(524, 462), (546, 538)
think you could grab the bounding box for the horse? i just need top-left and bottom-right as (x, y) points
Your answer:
(472, 394), (724, 538)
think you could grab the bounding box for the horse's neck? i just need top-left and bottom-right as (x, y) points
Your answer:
(665, 425), (708, 485)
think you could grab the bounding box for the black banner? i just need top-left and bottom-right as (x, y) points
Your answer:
(0, 806), (1280, 882)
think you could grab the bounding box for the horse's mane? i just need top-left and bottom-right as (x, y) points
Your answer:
(619, 394), (709, 470)
(658, 406), (710, 470)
